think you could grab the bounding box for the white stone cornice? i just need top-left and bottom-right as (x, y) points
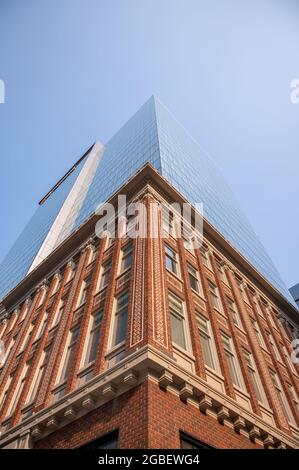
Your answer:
(0, 345), (298, 449)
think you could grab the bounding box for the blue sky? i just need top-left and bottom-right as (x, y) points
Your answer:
(0, 0), (298, 288)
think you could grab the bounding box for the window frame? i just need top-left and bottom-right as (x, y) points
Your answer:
(169, 293), (191, 352)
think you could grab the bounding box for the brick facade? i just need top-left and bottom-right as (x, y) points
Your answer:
(0, 167), (299, 449)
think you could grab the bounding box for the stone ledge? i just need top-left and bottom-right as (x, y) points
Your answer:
(0, 344), (298, 449)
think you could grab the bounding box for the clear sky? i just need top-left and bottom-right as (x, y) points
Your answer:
(0, 0), (298, 288)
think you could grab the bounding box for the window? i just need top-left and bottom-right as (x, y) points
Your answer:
(19, 323), (34, 352)
(58, 326), (80, 383)
(161, 207), (175, 237)
(208, 282), (222, 311)
(169, 294), (188, 351)
(200, 247), (211, 269)
(78, 277), (91, 307)
(252, 296), (265, 318)
(84, 308), (103, 365)
(226, 297), (242, 328)
(288, 385), (299, 413)
(283, 346), (297, 374)
(120, 242), (133, 273)
(51, 299), (65, 327)
(0, 375), (13, 411)
(270, 371), (295, 425)
(26, 348), (50, 403)
(187, 264), (202, 295)
(180, 432), (213, 449)
(37, 289), (46, 308)
(221, 333), (243, 389)
(265, 331), (283, 362)
(243, 349), (267, 405)
(238, 282), (250, 304)
(18, 302), (30, 323)
(51, 276), (60, 295)
(88, 248), (96, 264)
(266, 306), (277, 329)
(97, 260), (111, 291)
(216, 261), (227, 283)
(197, 315), (218, 371)
(1, 337), (16, 365)
(6, 363), (30, 417)
(36, 311), (49, 339)
(111, 292), (129, 348)
(80, 430), (119, 449)
(251, 319), (267, 349)
(165, 245), (179, 276)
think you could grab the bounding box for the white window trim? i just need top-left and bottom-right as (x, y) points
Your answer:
(197, 313), (220, 373)
(169, 293), (192, 354)
(108, 292), (129, 352)
(221, 332), (246, 392)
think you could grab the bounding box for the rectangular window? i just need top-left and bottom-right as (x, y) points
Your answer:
(266, 331), (283, 362)
(283, 346), (297, 374)
(266, 306), (277, 329)
(289, 384), (299, 412)
(161, 207), (175, 237)
(251, 319), (267, 349)
(226, 297), (242, 328)
(187, 264), (202, 295)
(169, 294), (188, 351)
(36, 311), (49, 339)
(51, 276), (60, 295)
(197, 315), (218, 371)
(84, 308), (103, 365)
(243, 349), (267, 404)
(80, 430), (119, 449)
(51, 299), (65, 327)
(165, 245), (179, 276)
(97, 260), (111, 291)
(200, 247), (211, 269)
(238, 281), (250, 304)
(221, 333), (243, 389)
(252, 296), (265, 318)
(270, 371), (295, 425)
(19, 323), (34, 352)
(111, 292), (129, 348)
(0, 375), (13, 411)
(120, 242), (133, 273)
(26, 348), (50, 403)
(180, 432), (213, 449)
(208, 282), (222, 311)
(216, 260), (227, 283)
(58, 326), (80, 383)
(6, 363), (30, 417)
(78, 277), (91, 307)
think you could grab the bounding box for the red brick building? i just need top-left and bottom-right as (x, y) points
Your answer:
(0, 164), (299, 449)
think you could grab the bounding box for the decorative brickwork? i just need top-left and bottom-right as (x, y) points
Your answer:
(0, 169), (298, 449)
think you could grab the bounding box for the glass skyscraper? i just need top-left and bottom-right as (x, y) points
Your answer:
(0, 96), (295, 307)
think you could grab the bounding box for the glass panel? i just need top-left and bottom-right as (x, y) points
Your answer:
(113, 309), (128, 345)
(225, 352), (240, 387)
(170, 313), (186, 349)
(199, 332), (215, 369)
